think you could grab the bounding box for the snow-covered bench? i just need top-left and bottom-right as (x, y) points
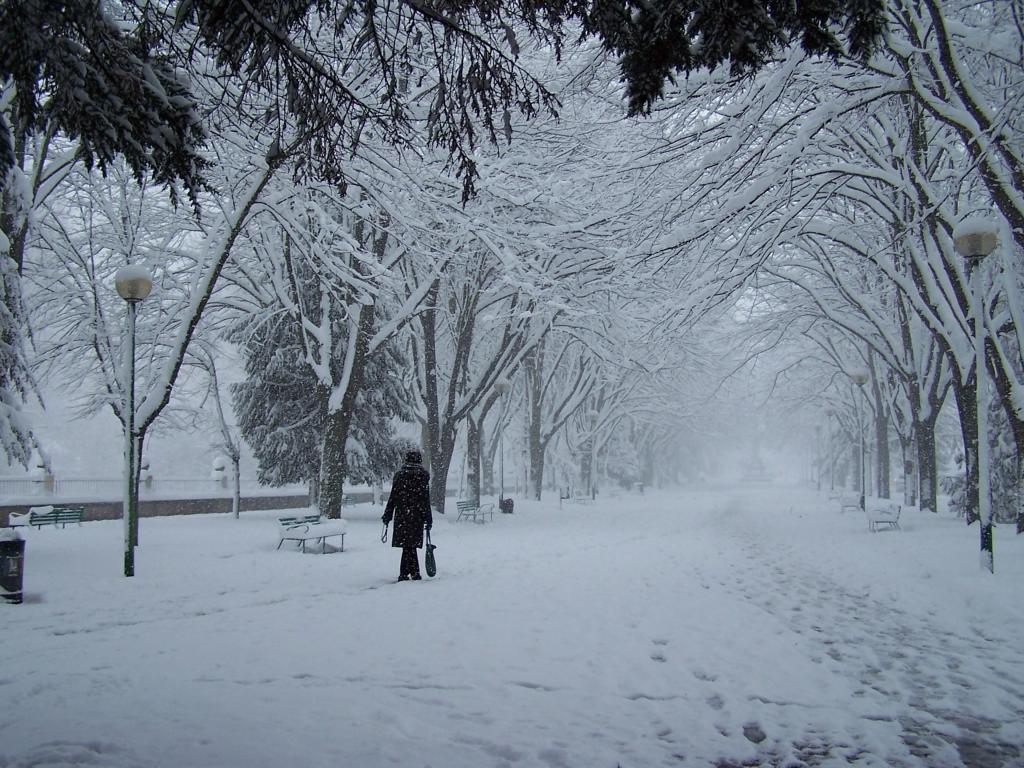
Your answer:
(563, 489), (593, 505)
(277, 514), (347, 553)
(866, 502), (901, 532)
(8, 505), (85, 529)
(838, 494), (861, 513)
(456, 500), (494, 523)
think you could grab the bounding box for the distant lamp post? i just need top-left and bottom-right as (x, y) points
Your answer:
(851, 369), (869, 512)
(115, 264), (153, 578)
(495, 379), (511, 508)
(953, 216), (999, 573)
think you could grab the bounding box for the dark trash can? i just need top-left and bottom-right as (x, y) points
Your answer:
(499, 498), (514, 514)
(1, 536), (25, 604)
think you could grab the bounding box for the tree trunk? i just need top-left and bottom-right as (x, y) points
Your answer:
(482, 423), (496, 496)
(641, 442), (654, 487)
(581, 437), (595, 498)
(231, 453), (241, 519)
(318, 300), (375, 519)
(874, 404), (891, 500)
(466, 413), (481, 506)
(904, 457), (918, 508)
(902, 355), (938, 513)
(525, 346), (545, 500)
(897, 430), (915, 507)
(988, 337), (1024, 534)
(915, 415), (940, 514)
(429, 443), (456, 514)
(852, 440), (864, 496)
(418, 280), (447, 512)
(1017, 455), (1024, 535)
(318, 405), (350, 519)
(530, 441), (545, 501)
(951, 373), (980, 524)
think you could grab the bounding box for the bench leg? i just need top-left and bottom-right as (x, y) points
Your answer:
(869, 519), (899, 532)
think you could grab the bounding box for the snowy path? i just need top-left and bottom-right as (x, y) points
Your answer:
(709, 496), (1024, 767)
(2, 485), (1022, 768)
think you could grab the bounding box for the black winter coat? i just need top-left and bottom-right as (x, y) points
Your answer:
(383, 462), (432, 548)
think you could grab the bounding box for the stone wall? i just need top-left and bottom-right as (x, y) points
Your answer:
(0, 493), (383, 528)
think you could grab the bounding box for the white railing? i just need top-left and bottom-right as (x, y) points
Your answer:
(0, 477), (45, 500)
(0, 476), (306, 505)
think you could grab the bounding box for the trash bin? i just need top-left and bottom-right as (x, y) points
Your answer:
(1, 532), (25, 604)
(499, 498), (514, 514)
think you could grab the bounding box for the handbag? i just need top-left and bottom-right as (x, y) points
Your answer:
(425, 529), (437, 577)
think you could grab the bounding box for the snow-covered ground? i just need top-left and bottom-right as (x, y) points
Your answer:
(2, 484), (1022, 768)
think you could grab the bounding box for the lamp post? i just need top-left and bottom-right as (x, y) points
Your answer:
(851, 369), (869, 512)
(115, 265), (153, 577)
(495, 379), (510, 508)
(953, 216), (999, 573)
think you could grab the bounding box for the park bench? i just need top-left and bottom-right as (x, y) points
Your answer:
(8, 505), (85, 529)
(838, 494), (861, 513)
(276, 514), (347, 553)
(866, 502), (902, 532)
(455, 499), (494, 524)
(556, 488), (588, 507)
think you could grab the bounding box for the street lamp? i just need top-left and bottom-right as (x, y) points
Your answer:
(851, 369), (869, 512)
(495, 378), (510, 509)
(115, 264), (153, 578)
(953, 215), (999, 573)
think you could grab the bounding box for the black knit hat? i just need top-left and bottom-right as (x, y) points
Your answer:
(404, 449), (423, 464)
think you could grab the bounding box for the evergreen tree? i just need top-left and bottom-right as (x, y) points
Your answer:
(232, 315), (323, 488)
(231, 311), (412, 492)
(0, 0), (207, 205)
(345, 340), (414, 485)
(578, 0), (885, 114)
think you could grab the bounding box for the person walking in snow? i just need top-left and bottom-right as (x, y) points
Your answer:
(382, 449), (432, 581)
